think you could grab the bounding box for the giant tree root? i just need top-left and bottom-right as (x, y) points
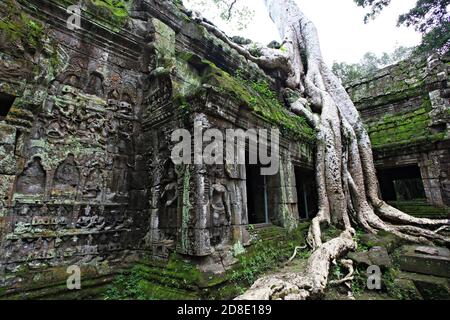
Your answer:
(190, 0), (450, 300)
(236, 230), (356, 300)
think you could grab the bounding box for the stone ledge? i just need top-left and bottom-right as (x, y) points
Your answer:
(398, 245), (450, 278)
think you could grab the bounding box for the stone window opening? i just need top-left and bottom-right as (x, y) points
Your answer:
(294, 166), (318, 220)
(246, 146), (271, 226)
(0, 92), (15, 121)
(377, 165), (426, 202)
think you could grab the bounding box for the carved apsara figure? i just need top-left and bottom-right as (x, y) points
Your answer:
(211, 182), (231, 246)
(159, 166), (178, 240)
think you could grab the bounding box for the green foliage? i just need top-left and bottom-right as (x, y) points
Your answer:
(104, 226), (312, 300)
(51, 0), (132, 28)
(332, 46), (413, 83)
(184, 0), (254, 31)
(88, 0), (132, 27)
(234, 69), (316, 141)
(351, 267), (369, 295)
(248, 43), (262, 57)
(178, 99), (192, 125)
(229, 244), (281, 283)
(354, 229), (371, 251)
(354, 0), (449, 54)
(0, 0), (45, 50)
(321, 225), (342, 243)
(104, 256), (203, 300)
(104, 267), (150, 300)
(229, 226), (310, 285)
(331, 264), (343, 280)
(181, 57), (315, 140)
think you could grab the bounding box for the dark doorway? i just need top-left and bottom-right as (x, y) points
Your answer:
(246, 163), (269, 225)
(377, 165), (426, 201)
(0, 92), (15, 120)
(295, 167), (318, 219)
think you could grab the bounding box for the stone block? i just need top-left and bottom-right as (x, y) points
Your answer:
(347, 251), (372, 268)
(0, 145), (17, 175)
(398, 245), (450, 278)
(359, 231), (403, 253)
(393, 278), (423, 300)
(0, 175), (15, 209)
(0, 123), (16, 145)
(368, 246), (392, 268)
(399, 271), (450, 300)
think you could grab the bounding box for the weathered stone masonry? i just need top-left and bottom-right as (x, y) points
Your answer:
(0, 0), (448, 297)
(347, 56), (450, 209)
(0, 0), (315, 293)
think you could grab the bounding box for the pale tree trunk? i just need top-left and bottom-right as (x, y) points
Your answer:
(234, 0), (449, 300)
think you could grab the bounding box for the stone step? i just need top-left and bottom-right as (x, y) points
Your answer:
(397, 245), (450, 278)
(398, 271), (450, 300)
(388, 201), (449, 219)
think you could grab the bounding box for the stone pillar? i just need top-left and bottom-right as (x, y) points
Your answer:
(268, 152), (299, 230)
(226, 163), (250, 246)
(0, 123), (18, 284)
(419, 151), (446, 207)
(177, 114), (213, 256)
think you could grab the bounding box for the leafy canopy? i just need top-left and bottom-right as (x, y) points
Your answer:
(332, 46), (413, 83)
(183, 0), (254, 31)
(354, 0), (450, 53)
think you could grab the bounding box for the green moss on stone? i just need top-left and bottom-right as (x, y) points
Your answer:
(0, 0), (45, 49)
(180, 167), (192, 252)
(177, 53), (315, 141)
(53, 0), (132, 29)
(367, 95), (447, 149)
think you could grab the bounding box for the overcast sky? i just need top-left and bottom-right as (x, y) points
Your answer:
(185, 0), (422, 66)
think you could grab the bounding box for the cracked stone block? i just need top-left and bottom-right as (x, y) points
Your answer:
(398, 245), (450, 278)
(399, 271), (450, 300)
(0, 123), (16, 145)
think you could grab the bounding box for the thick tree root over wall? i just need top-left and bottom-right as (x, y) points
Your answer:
(231, 0), (450, 300)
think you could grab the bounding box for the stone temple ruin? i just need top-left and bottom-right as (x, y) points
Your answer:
(0, 0), (448, 299)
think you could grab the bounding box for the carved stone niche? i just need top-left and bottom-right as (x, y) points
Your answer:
(82, 164), (103, 200)
(210, 180), (232, 247)
(158, 163), (178, 241)
(61, 73), (82, 90)
(15, 156), (46, 195)
(85, 72), (104, 97)
(52, 153), (80, 197)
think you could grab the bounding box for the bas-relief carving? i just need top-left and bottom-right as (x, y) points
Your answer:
(1, 49), (146, 278)
(52, 154), (80, 195)
(83, 164), (103, 200)
(15, 157), (46, 195)
(85, 73), (104, 97)
(159, 166), (178, 241)
(210, 182), (231, 246)
(76, 205), (106, 231)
